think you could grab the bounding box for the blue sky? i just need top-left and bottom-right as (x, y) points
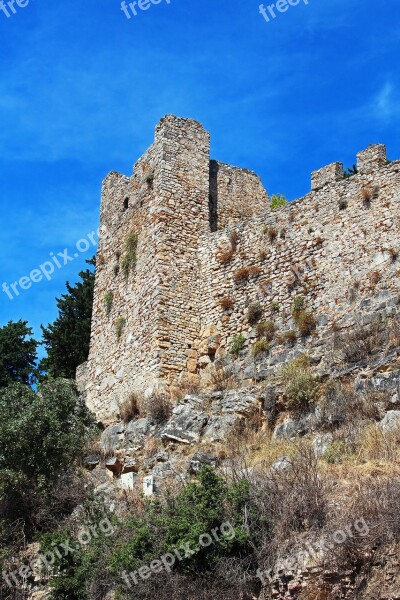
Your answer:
(1, 0), (400, 354)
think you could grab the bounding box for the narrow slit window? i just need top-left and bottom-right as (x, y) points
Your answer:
(124, 197), (129, 211)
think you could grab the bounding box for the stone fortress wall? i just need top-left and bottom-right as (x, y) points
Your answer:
(77, 115), (400, 421)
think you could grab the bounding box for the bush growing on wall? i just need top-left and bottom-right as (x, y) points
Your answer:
(121, 232), (138, 279)
(270, 194), (288, 210)
(281, 355), (318, 412)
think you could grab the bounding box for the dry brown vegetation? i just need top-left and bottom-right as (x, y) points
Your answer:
(209, 364), (239, 391)
(143, 391), (172, 423)
(233, 266), (250, 284)
(118, 392), (141, 423)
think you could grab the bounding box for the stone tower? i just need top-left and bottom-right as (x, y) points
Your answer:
(77, 115), (267, 419)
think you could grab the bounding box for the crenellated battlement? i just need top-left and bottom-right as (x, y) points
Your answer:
(77, 116), (400, 421)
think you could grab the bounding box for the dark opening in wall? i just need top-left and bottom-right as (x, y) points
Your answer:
(124, 197), (129, 211)
(209, 160), (219, 232)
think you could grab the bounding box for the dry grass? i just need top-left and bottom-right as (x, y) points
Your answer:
(248, 265), (262, 278)
(388, 247), (398, 262)
(220, 296), (234, 311)
(256, 320), (275, 341)
(314, 380), (381, 432)
(295, 310), (317, 336)
(357, 423), (400, 464)
(118, 392), (141, 423)
(208, 365), (239, 391)
(266, 226), (278, 242)
(143, 435), (164, 459)
(362, 184), (379, 205)
(229, 230), (239, 250)
(143, 392), (172, 423)
(170, 377), (201, 400)
(223, 409), (265, 459)
(333, 321), (386, 365)
(233, 266), (250, 284)
(216, 246), (235, 264)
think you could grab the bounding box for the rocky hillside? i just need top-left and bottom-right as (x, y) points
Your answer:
(2, 300), (400, 600)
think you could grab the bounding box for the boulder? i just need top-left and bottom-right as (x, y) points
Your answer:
(312, 433), (333, 457)
(105, 456), (123, 475)
(125, 417), (154, 449)
(100, 424), (125, 451)
(85, 454), (100, 469)
(122, 457), (139, 474)
(189, 452), (217, 473)
(118, 472), (136, 490)
(273, 417), (306, 439)
(270, 456), (292, 472)
(210, 390), (259, 415)
(379, 410), (400, 433)
(202, 414), (237, 442)
(161, 405), (208, 443)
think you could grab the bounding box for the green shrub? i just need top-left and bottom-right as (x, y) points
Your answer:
(40, 497), (117, 600)
(292, 295), (305, 316)
(121, 232), (138, 279)
(104, 291), (114, 316)
(271, 301), (280, 313)
(0, 380), (94, 521)
(230, 334), (246, 356)
(323, 440), (350, 464)
(42, 468), (251, 599)
(270, 194), (288, 210)
(281, 355), (318, 412)
(292, 296), (317, 337)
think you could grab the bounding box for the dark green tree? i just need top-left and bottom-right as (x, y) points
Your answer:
(344, 164), (358, 178)
(0, 320), (38, 388)
(0, 379), (94, 520)
(40, 258), (95, 379)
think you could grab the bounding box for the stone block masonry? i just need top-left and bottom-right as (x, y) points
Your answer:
(76, 116), (400, 421)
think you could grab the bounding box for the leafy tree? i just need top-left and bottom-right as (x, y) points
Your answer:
(0, 379), (94, 520)
(40, 258), (95, 379)
(270, 194), (288, 210)
(0, 320), (38, 388)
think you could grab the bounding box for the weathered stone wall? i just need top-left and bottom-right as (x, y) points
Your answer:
(195, 149), (400, 378)
(209, 160), (268, 230)
(77, 115), (400, 421)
